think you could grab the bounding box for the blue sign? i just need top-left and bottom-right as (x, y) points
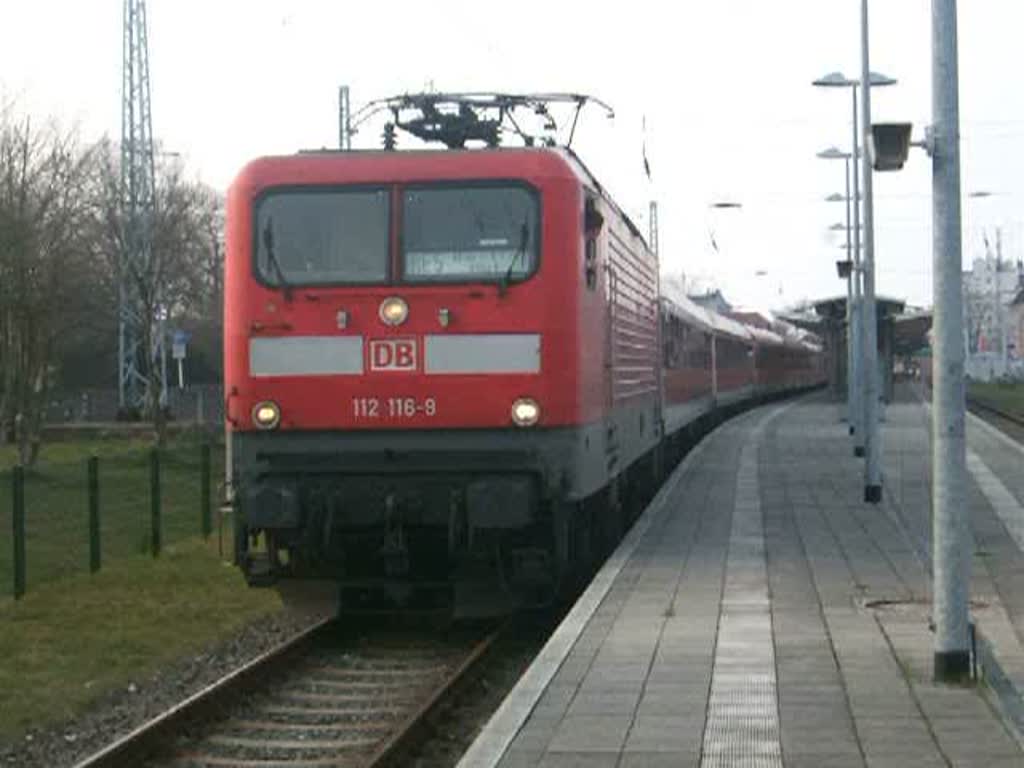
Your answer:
(172, 329), (190, 360)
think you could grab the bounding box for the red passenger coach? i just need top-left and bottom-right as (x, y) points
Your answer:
(225, 147), (662, 613)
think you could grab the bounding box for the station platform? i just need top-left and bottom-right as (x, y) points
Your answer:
(459, 390), (1024, 768)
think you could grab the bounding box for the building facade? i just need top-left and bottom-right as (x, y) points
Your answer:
(688, 289), (733, 315)
(1011, 287), (1024, 366)
(962, 252), (1024, 378)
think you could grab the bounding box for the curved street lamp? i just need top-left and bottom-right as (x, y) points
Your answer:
(817, 144), (860, 440)
(812, 71), (897, 88)
(813, 69), (897, 473)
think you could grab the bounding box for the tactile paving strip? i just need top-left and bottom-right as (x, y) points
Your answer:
(700, 429), (783, 768)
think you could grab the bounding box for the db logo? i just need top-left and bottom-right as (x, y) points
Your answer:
(369, 338), (417, 371)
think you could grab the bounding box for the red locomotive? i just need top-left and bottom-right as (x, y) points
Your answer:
(223, 94), (823, 614)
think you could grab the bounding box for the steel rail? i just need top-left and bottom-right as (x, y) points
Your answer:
(71, 616), (335, 768)
(74, 618), (501, 768)
(967, 396), (1024, 429)
(362, 628), (500, 767)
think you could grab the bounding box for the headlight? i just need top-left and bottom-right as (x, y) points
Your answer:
(252, 401), (281, 430)
(511, 398), (540, 427)
(379, 296), (409, 326)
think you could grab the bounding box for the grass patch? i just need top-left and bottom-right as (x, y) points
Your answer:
(969, 380), (1024, 419)
(0, 436), (225, 595)
(0, 536), (281, 739)
(1, 434), (160, 471)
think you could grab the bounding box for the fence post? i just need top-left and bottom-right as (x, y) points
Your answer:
(12, 465), (25, 599)
(150, 449), (161, 557)
(88, 456), (100, 572)
(200, 443), (212, 538)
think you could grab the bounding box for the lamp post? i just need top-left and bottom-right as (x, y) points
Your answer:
(932, 0), (970, 683)
(836, 191), (856, 433)
(813, 67), (896, 499)
(859, 0), (884, 503)
(832, 5), (971, 673)
(818, 147), (861, 441)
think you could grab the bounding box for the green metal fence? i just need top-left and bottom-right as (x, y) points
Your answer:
(2, 437), (224, 599)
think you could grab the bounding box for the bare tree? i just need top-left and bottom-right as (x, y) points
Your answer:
(88, 142), (221, 443)
(0, 105), (97, 464)
(177, 183), (225, 380)
(0, 98), (223, 458)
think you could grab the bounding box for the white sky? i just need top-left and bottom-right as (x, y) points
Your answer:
(2, 0), (1023, 312)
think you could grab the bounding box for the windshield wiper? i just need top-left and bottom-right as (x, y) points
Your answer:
(497, 220), (529, 298)
(262, 216), (293, 303)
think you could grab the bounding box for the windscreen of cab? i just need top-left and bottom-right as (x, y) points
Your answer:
(253, 184), (538, 286)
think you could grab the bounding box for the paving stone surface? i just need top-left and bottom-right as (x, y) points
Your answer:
(464, 393), (1024, 768)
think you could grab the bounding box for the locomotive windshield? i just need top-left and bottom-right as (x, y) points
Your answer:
(401, 186), (538, 282)
(255, 189), (389, 285)
(252, 184), (538, 286)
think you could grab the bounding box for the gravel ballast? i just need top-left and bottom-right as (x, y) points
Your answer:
(0, 608), (321, 768)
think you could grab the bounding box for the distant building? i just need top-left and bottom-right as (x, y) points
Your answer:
(689, 289), (733, 315)
(1011, 287), (1024, 365)
(962, 248), (1024, 378)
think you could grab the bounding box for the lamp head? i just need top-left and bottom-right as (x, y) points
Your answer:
(870, 122), (913, 171)
(812, 71), (897, 88)
(813, 71), (855, 88)
(868, 71), (898, 87)
(817, 146), (850, 160)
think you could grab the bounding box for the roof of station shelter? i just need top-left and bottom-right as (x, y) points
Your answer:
(811, 294), (906, 319)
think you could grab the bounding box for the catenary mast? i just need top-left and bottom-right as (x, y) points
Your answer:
(119, 0), (159, 413)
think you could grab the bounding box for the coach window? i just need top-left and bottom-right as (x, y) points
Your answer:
(583, 196), (603, 290)
(663, 314), (679, 368)
(401, 186), (538, 283)
(676, 321), (688, 368)
(255, 189), (389, 285)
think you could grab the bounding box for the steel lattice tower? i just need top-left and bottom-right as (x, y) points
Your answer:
(119, 0), (158, 412)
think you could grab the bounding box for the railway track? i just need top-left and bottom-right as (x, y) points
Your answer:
(967, 395), (1024, 444)
(967, 395), (1024, 428)
(73, 619), (499, 768)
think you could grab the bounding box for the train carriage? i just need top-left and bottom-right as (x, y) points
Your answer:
(659, 292), (714, 433)
(708, 312), (757, 406)
(750, 325), (788, 394)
